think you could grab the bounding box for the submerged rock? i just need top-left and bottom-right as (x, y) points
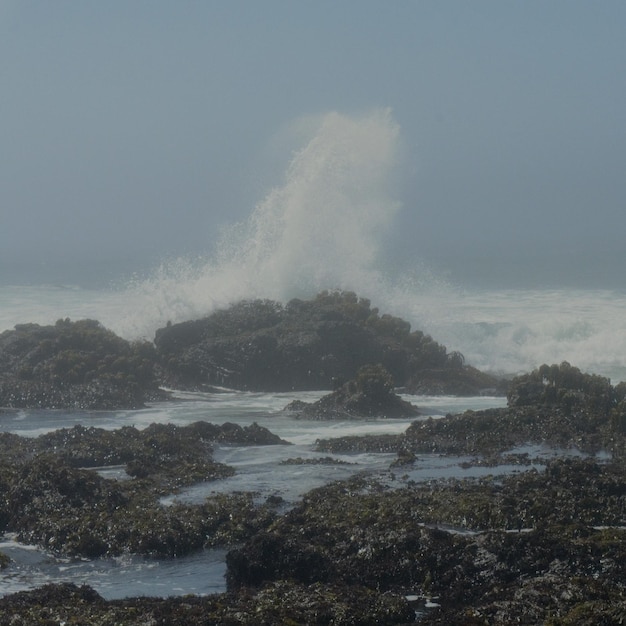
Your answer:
(285, 364), (419, 419)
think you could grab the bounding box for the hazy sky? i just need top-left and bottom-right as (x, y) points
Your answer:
(1, 1), (625, 287)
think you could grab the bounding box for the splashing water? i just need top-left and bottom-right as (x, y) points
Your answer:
(119, 109), (402, 337)
(3, 109), (626, 382)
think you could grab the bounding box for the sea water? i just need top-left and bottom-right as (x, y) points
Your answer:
(0, 391), (506, 599)
(1, 110), (625, 598)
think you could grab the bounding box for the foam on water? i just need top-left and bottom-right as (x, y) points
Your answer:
(364, 283), (626, 382)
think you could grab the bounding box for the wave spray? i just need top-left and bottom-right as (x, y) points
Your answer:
(26, 108), (623, 383)
(122, 109), (403, 337)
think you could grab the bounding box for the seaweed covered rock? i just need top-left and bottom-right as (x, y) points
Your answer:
(36, 421), (287, 472)
(319, 361), (626, 456)
(285, 364), (419, 419)
(0, 581), (415, 625)
(154, 290), (502, 394)
(226, 475), (477, 595)
(226, 459), (626, 623)
(0, 421), (288, 558)
(508, 361), (614, 414)
(0, 319), (165, 409)
(318, 402), (618, 457)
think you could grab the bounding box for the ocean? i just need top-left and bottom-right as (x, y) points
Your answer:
(4, 110), (625, 383)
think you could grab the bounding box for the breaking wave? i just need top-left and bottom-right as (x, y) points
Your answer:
(120, 108), (402, 337)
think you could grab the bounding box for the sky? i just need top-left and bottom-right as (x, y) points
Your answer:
(1, 1), (625, 288)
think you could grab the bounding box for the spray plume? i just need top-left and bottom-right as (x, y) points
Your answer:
(122, 109), (403, 337)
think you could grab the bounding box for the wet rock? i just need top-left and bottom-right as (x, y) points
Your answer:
(0, 581), (416, 625)
(0, 319), (166, 409)
(405, 363), (505, 396)
(285, 364), (419, 419)
(390, 448), (417, 467)
(280, 456), (353, 466)
(185, 420), (289, 445)
(0, 421), (290, 558)
(154, 290), (502, 394)
(507, 361), (615, 415)
(317, 364), (625, 455)
(225, 459), (626, 623)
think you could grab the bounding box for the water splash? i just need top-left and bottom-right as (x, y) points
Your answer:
(5, 109), (626, 383)
(120, 109), (402, 337)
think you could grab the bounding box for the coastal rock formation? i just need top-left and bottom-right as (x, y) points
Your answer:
(0, 292), (503, 408)
(0, 421), (287, 558)
(284, 364), (419, 419)
(0, 581), (415, 625)
(2, 362), (626, 623)
(155, 290), (502, 394)
(317, 361), (624, 456)
(225, 463), (626, 624)
(0, 319), (165, 410)
(507, 360), (615, 412)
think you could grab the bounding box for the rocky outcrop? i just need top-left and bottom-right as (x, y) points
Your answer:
(507, 360), (615, 412)
(285, 364), (419, 419)
(0, 319), (166, 409)
(226, 460), (626, 624)
(155, 290), (503, 394)
(0, 292), (504, 407)
(2, 360), (626, 623)
(0, 421), (288, 558)
(317, 361), (626, 456)
(0, 581), (415, 625)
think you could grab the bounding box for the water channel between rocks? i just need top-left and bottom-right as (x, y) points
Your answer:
(4, 390), (594, 600)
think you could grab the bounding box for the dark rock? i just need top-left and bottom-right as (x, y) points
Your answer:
(280, 456), (353, 466)
(0, 421), (290, 558)
(318, 362), (626, 456)
(507, 361), (614, 414)
(226, 532), (332, 587)
(186, 420), (289, 445)
(390, 448), (417, 467)
(154, 290), (503, 394)
(0, 581), (416, 625)
(285, 364), (419, 419)
(406, 364), (506, 396)
(0, 319), (167, 409)
(225, 460), (626, 623)
(0, 551), (10, 569)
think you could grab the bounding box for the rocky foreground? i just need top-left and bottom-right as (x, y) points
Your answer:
(0, 362), (626, 622)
